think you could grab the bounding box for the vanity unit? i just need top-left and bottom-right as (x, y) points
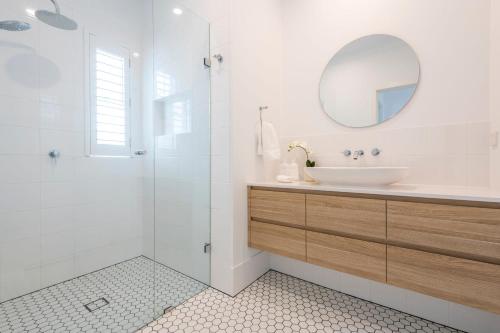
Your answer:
(247, 184), (500, 314)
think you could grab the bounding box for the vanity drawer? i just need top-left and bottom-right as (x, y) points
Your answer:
(306, 194), (386, 241)
(387, 201), (500, 263)
(250, 189), (305, 226)
(307, 231), (386, 282)
(387, 246), (500, 314)
(249, 221), (306, 261)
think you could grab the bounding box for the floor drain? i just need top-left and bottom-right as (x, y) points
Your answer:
(84, 297), (110, 312)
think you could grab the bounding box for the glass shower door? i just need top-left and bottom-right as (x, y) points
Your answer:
(152, 0), (211, 315)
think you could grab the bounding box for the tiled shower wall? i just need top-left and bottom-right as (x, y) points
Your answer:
(283, 121), (490, 187)
(0, 0), (145, 302)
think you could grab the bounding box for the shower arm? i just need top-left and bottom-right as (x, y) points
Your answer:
(49, 0), (61, 14)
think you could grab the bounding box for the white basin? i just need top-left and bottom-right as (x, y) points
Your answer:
(304, 167), (409, 186)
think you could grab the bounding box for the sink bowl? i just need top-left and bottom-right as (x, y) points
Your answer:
(304, 167), (409, 186)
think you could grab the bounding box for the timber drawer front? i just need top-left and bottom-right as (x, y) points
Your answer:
(387, 246), (500, 314)
(307, 194), (386, 241)
(249, 189), (306, 227)
(248, 186), (500, 314)
(307, 231), (386, 282)
(249, 221), (306, 261)
(387, 201), (500, 263)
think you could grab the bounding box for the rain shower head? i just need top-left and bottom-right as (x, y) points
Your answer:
(0, 20), (31, 31)
(36, 0), (78, 31)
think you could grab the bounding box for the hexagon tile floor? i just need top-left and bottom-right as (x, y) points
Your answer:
(138, 270), (464, 333)
(0, 257), (207, 333)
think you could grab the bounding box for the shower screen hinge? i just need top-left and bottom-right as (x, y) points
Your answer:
(203, 57), (211, 68)
(203, 243), (211, 253)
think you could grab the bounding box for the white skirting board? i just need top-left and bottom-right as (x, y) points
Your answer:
(231, 251), (270, 296)
(268, 254), (500, 333)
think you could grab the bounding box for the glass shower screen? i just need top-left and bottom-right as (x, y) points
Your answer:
(152, 0), (211, 315)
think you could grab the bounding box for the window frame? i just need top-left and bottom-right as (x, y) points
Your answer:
(87, 33), (132, 157)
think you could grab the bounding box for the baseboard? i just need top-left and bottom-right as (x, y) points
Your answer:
(269, 254), (500, 333)
(230, 251), (270, 296)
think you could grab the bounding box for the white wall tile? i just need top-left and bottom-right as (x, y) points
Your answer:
(0, 210), (40, 244)
(40, 102), (84, 132)
(0, 266), (40, 303)
(41, 182), (75, 208)
(0, 155), (41, 183)
(40, 259), (76, 288)
(40, 129), (84, 157)
(0, 125), (40, 155)
(467, 122), (490, 155)
(41, 156), (76, 182)
(41, 230), (74, 265)
(211, 181), (231, 209)
(211, 155), (230, 182)
(0, 96), (39, 128)
(467, 154), (490, 187)
(0, 183), (40, 213)
(41, 206), (74, 235)
(0, 0), (146, 303)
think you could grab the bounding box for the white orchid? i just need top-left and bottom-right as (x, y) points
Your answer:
(287, 141), (316, 167)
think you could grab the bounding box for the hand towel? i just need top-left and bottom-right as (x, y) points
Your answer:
(256, 121), (281, 161)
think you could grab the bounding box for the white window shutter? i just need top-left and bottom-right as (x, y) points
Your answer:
(89, 34), (132, 156)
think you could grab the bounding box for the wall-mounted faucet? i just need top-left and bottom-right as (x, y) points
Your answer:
(371, 148), (381, 156)
(48, 149), (60, 159)
(353, 149), (364, 160)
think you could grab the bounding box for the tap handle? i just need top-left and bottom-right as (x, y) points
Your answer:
(48, 150), (60, 159)
(342, 149), (352, 157)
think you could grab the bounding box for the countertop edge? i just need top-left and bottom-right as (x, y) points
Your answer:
(247, 182), (500, 204)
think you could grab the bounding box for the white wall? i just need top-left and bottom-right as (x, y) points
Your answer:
(229, 0), (283, 293)
(0, 0), (145, 302)
(281, 0), (491, 187)
(491, 0), (500, 190)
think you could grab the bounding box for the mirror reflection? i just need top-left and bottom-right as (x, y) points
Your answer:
(319, 34), (420, 128)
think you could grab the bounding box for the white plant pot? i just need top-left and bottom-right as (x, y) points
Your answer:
(304, 167), (317, 183)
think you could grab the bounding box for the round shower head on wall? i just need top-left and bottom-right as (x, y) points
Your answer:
(35, 0), (78, 31)
(0, 20), (31, 31)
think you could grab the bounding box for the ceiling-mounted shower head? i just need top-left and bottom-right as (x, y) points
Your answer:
(0, 20), (31, 31)
(35, 0), (78, 31)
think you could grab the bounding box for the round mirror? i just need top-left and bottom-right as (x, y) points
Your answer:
(319, 34), (420, 128)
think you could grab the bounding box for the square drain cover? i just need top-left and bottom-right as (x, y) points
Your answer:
(84, 297), (110, 312)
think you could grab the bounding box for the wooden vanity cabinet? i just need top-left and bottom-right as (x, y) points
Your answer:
(307, 194), (386, 242)
(248, 186), (500, 314)
(387, 246), (500, 314)
(387, 201), (500, 264)
(249, 221), (306, 261)
(249, 189), (305, 227)
(307, 231), (386, 282)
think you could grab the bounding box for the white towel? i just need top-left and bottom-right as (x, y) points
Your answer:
(256, 121), (281, 160)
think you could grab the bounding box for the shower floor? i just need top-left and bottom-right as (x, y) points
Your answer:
(0, 257), (207, 333)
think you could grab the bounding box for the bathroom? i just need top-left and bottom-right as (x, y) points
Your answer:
(0, 0), (499, 332)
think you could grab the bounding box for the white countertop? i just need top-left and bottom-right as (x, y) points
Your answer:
(247, 181), (500, 203)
